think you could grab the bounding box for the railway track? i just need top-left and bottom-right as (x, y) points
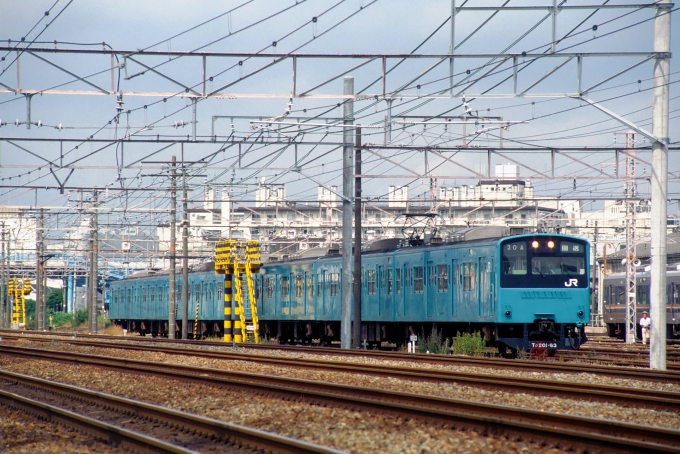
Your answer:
(0, 369), (345, 454)
(3, 335), (680, 412)
(3, 330), (680, 379)
(1, 343), (679, 453)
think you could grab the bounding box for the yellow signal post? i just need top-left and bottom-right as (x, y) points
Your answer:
(215, 240), (260, 343)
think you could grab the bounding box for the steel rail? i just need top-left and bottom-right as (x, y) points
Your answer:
(0, 389), (197, 454)
(3, 331), (679, 382)
(19, 336), (680, 413)
(0, 369), (344, 454)
(0, 344), (679, 453)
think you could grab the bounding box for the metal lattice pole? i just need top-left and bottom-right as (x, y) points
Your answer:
(624, 132), (637, 344)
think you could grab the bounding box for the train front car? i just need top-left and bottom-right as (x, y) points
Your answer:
(497, 234), (590, 352)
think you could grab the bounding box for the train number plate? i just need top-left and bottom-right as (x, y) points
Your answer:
(531, 342), (557, 348)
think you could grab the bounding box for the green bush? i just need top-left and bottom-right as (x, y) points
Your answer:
(75, 309), (88, 326)
(50, 312), (74, 327)
(417, 328), (449, 354)
(452, 331), (486, 356)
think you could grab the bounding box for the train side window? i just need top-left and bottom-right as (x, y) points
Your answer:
(331, 273), (339, 296)
(296, 274), (303, 297)
(307, 272), (314, 298)
(396, 268), (402, 294)
(150, 287), (155, 304)
(406, 267), (412, 287)
(317, 273), (321, 295)
(463, 262), (477, 291)
(367, 270), (377, 295)
(265, 276), (274, 299)
(127, 289), (132, 305)
(387, 268), (393, 294)
(281, 276), (289, 299)
(143, 287), (147, 304)
(194, 283), (200, 302)
(414, 266), (424, 293)
(438, 264), (449, 292)
(428, 263), (436, 287)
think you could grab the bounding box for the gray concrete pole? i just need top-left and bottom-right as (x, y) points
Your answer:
(182, 166), (189, 340)
(341, 76), (354, 349)
(353, 127), (362, 348)
(650, 0), (671, 370)
(169, 156), (177, 339)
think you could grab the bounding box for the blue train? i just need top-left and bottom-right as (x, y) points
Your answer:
(109, 232), (590, 352)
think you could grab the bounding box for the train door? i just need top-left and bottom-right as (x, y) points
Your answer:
(377, 265), (383, 317)
(320, 269), (327, 318)
(426, 260), (434, 318)
(451, 259), (458, 318)
(478, 257), (492, 318)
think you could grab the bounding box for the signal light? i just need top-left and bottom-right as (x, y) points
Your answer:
(547, 240), (555, 248)
(531, 240), (539, 248)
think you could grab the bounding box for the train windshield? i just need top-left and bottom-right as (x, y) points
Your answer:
(500, 238), (588, 288)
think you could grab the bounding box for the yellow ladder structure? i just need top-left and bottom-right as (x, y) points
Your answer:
(8, 278), (30, 328)
(215, 240), (261, 343)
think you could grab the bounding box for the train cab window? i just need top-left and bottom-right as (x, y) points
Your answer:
(331, 273), (339, 296)
(438, 264), (449, 292)
(387, 268), (393, 294)
(395, 268), (402, 294)
(414, 266), (424, 293)
(463, 262), (477, 291)
(367, 270), (377, 295)
(296, 275), (303, 297)
(502, 240), (527, 275)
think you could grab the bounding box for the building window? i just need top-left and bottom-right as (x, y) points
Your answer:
(463, 263), (477, 291)
(414, 266), (424, 293)
(438, 264), (449, 292)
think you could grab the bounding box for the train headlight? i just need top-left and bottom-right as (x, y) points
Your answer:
(578, 310), (584, 317)
(547, 240), (555, 248)
(531, 240), (539, 248)
(505, 310), (511, 318)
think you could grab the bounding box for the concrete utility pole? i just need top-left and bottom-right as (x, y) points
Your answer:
(341, 76), (354, 349)
(353, 127), (362, 348)
(35, 210), (44, 330)
(650, 0), (670, 370)
(181, 163), (189, 340)
(169, 155), (177, 339)
(89, 191), (99, 333)
(625, 132), (637, 344)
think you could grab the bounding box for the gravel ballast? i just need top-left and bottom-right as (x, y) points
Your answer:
(1, 337), (678, 453)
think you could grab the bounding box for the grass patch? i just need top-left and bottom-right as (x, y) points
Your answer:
(417, 328), (449, 354)
(452, 331), (486, 356)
